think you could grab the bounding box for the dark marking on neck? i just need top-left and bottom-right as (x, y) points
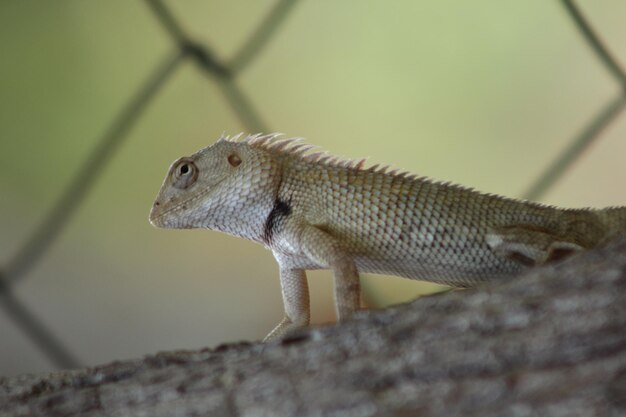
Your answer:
(263, 198), (292, 244)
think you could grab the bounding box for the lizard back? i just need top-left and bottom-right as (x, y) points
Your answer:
(271, 145), (621, 286)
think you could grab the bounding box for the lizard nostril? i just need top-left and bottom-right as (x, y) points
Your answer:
(154, 201), (160, 206)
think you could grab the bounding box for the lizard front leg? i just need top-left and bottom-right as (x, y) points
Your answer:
(298, 225), (361, 322)
(263, 267), (310, 342)
(265, 224), (359, 341)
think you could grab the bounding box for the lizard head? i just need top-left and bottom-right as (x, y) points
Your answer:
(149, 136), (278, 232)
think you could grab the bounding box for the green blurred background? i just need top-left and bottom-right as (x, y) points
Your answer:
(1, 1), (625, 377)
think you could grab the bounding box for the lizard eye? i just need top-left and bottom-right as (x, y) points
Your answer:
(172, 158), (198, 189)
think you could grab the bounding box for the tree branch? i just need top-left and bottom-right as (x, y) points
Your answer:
(2, 239), (626, 416)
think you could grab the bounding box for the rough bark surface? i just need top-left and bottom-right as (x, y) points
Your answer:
(1, 239), (626, 417)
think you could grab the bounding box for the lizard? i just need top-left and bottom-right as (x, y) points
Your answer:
(149, 133), (626, 341)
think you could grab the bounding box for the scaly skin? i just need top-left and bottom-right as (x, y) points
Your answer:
(149, 133), (626, 340)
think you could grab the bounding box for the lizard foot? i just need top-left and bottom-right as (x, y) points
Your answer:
(263, 316), (308, 342)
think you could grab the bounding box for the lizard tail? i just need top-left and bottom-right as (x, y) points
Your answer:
(595, 206), (626, 240)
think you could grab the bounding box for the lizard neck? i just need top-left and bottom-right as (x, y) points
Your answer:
(204, 201), (275, 243)
(201, 160), (282, 245)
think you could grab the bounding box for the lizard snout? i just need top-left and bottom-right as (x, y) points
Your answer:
(149, 201), (164, 227)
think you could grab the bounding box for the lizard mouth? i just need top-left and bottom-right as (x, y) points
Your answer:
(148, 177), (226, 228)
(149, 198), (192, 228)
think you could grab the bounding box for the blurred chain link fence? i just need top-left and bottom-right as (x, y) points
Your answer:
(1, 0), (624, 370)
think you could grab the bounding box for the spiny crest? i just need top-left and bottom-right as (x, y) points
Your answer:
(218, 133), (416, 173)
(215, 133), (557, 208)
(218, 132), (375, 172)
(217, 133), (459, 183)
